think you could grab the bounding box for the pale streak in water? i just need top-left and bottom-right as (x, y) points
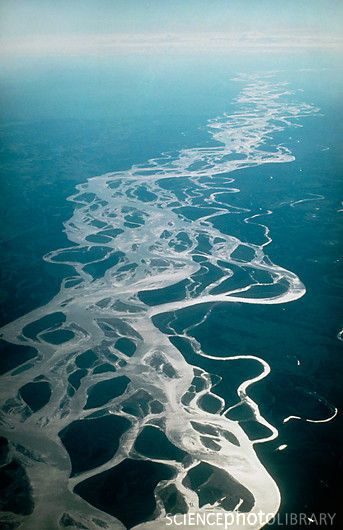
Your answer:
(0, 75), (322, 530)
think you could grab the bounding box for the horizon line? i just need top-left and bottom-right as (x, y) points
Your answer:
(1, 31), (342, 57)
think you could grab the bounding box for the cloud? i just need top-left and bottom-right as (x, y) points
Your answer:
(1, 32), (342, 57)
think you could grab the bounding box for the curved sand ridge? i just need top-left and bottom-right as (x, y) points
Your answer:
(0, 75), (319, 530)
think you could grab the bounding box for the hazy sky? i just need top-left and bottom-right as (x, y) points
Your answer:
(0, 0), (342, 55)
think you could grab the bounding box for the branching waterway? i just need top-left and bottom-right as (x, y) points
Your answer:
(0, 75), (321, 530)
